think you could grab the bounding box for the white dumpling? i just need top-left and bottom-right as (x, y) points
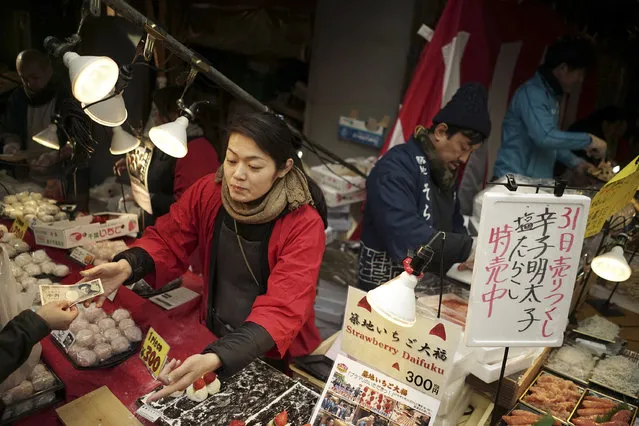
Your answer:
(31, 250), (50, 264)
(185, 383), (208, 402)
(23, 263), (42, 276)
(69, 319), (89, 334)
(88, 324), (100, 334)
(110, 336), (130, 354)
(76, 349), (97, 367)
(67, 344), (84, 362)
(111, 309), (131, 323)
(75, 329), (95, 347)
(40, 214), (54, 223)
(53, 264), (70, 277)
(41, 261), (56, 275)
(20, 276), (37, 290)
(103, 328), (122, 342)
(37, 278), (53, 287)
(123, 326), (143, 342)
(22, 206), (37, 215)
(11, 240), (30, 254)
(10, 262), (24, 278)
(93, 333), (107, 346)
(31, 193), (43, 201)
(97, 318), (116, 331)
(84, 305), (107, 323)
(31, 370), (56, 392)
(14, 253), (32, 267)
(55, 212), (67, 221)
(23, 214), (36, 223)
(29, 363), (47, 379)
(93, 343), (113, 362)
(118, 318), (135, 330)
(3, 195), (17, 204)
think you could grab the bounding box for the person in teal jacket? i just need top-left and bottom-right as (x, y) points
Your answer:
(493, 35), (607, 179)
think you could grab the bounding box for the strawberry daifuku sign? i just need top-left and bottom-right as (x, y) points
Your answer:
(341, 287), (461, 399)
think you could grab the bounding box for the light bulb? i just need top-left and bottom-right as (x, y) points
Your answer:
(63, 52), (119, 104)
(149, 116), (189, 158)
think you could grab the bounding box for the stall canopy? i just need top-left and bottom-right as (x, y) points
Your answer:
(379, 0), (597, 215)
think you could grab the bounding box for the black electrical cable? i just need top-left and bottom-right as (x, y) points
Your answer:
(120, 183), (128, 213)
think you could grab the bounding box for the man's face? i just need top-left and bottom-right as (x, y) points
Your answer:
(555, 64), (585, 94)
(18, 62), (52, 94)
(432, 123), (481, 172)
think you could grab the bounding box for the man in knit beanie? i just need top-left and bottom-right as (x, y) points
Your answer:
(357, 82), (490, 291)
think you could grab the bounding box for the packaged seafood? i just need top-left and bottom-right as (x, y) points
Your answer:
(569, 389), (637, 426)
(576, 316), (620, 342)
(590, 355), (639, 398)
(520, 371), (584, 421)
(544, 345), (599, 383)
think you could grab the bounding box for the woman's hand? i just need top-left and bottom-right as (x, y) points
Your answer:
(79, 259), (133, 307)
(147, 353), (221, 402)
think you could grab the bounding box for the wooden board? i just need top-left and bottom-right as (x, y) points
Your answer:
(56, 386), (142, 426)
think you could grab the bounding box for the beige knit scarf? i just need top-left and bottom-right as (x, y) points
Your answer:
(215, 165), (314, 224)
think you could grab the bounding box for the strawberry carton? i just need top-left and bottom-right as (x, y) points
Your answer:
(32, 212), (138, 249)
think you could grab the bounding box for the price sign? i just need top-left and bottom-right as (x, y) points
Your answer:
(140, 327), (170, 379)
(10, 216), (29, 240)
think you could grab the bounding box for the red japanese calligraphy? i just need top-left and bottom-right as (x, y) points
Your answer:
(559, 233), (575, 252)
(488, 225), (513, 257)
(558, 207), (580, 231)
(542, 307), (558, 337)
(549, 256), (571, 278)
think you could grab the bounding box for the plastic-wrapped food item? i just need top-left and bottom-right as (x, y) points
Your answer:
(545, 345), (598, 382)
(111, 336), (130, 354)
(84, 305), (107, 323)
(23, 206), (37, 215)
(76, 349), (98, 367)
(3, 243), (18, 258)
(31, 193), (43, 201)
(75, 329), (95, 348)
(29, 363), (47, 379)
(31, 370), (56, 392)
(123, 326), (143, 342)
(31, 250), (50, 264)
(111, 308), (131, 323)
(591, 355), (639, 397)
(16, 192), (29, 201)
(103, 328), (122, 342)
(98, 317), (116, 331)
(10, 262), (24, 278)
(118, 318), (135, 330)
(33, 391), (56, 407)
(88, 324), (100, 334)
(67, 345), (84, 362)
(55, 212), (67, 221)
(14, 253), (33, 267)
(577, 315), (620, 341)
(22, 263), (42, 276)
(94, 342), (113, 362)
(8, 380), (34, 402)
(53, 264), (70, 277)
(20, 276), (37, 290)
(36, 278), (53, 287)
(13, 399), (34, 416)
(69, 319), (89, 335)
(40, 261), (56, 275)
(4, 195), (18, 204)
(1, 390), (13, 405)
(39, 214), (54, 223)
(12, 240), (30, 254)
(23, 214), (36, 223)
(93, 333), (107, 346)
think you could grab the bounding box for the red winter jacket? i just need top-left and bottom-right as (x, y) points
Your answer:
(132, 174), (324, 359)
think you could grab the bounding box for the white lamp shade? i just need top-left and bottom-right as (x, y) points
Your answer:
(591, 245), (631, 282)
(32, 124), (60, 150)
(82, 91), (127, 127)
(63, 52), (119, 104)
(110, 126), (140, 155)
(148, 116), (189, 158)
(366, 271), (418, 327)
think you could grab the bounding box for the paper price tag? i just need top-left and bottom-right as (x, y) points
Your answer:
(140, 327), (170, 379)
(10, 216), (29, 240)
(68, 247), (95, 266)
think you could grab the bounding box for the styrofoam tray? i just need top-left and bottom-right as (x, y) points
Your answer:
(438, 377), (471, 417)
(472, 346), (534, 364)
(469, 348), (544, 384)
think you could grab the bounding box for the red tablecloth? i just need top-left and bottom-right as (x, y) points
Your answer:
(6, 225), (213, 425)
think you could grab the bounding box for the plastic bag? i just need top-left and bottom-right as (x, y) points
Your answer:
(0, 244), (41, 393)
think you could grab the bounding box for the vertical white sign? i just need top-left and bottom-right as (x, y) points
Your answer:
(466, 192), (590, 347)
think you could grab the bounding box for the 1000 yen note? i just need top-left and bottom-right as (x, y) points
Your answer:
(39, 279), (104, 305)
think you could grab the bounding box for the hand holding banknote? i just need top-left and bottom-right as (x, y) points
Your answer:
(39, 279), (105, 306)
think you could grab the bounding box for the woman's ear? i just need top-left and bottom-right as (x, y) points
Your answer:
(276, 158), (294, 179)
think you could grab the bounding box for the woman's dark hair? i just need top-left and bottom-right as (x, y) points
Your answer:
(543, 35), (596, 70)
(227, 111), (328, 228)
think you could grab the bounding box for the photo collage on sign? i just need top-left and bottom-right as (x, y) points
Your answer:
(312, 369), (432, 426)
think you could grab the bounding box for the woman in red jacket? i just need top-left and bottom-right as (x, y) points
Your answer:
(80, 112), (327, 399)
